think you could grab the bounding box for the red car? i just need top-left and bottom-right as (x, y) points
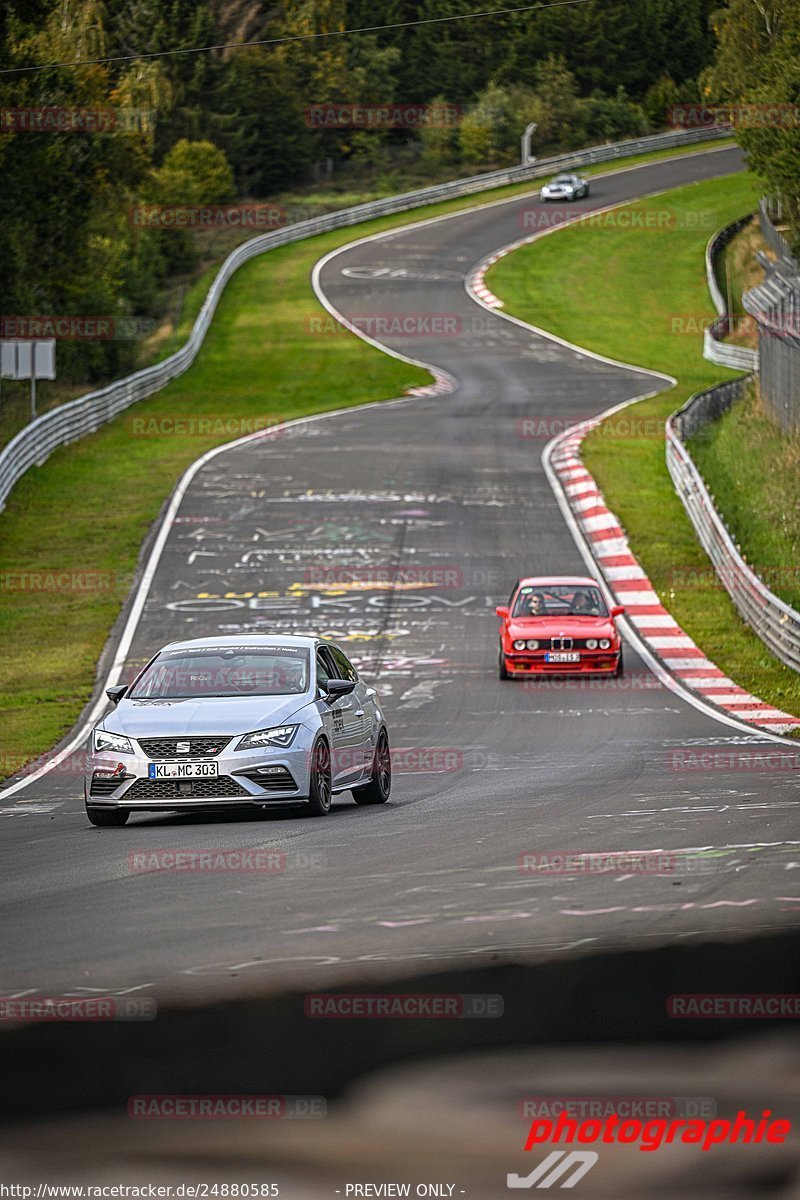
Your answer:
(496, 576), (625, 679)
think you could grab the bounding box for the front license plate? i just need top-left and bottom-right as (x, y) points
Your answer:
(148, 761), (219, 779)
(545, 652), (580, 663)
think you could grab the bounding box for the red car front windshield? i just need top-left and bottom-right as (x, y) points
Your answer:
(512, 585), (608, 618)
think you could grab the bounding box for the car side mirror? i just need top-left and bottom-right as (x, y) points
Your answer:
(611, 605), (626, 618)
(325, 678), (356, 702)
(495, 606), (510, 619)
(106, 684), (127, 704)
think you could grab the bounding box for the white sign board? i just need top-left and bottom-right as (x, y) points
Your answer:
(0, 339), (56, 380)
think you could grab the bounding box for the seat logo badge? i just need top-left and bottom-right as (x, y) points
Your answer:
(176, 741), (191, 754)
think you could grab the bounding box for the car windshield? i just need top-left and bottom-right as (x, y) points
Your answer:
(554, 175), (573, 184)
(512, 584), (608, 618)
(129, 646), (310, 698)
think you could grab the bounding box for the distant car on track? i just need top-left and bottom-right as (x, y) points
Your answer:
(496, 576), (624, 679)
(84, 635), (390, 826)
(540, 173), (590, 202)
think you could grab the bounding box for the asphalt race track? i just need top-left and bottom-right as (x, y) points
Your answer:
(3, 144), (798, 1004)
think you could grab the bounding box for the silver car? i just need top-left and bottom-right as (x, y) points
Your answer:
(540, 172), (590, 202)
(84, 635), (391, 826)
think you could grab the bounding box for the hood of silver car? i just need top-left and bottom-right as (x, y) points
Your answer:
(101, 694), (310, 738)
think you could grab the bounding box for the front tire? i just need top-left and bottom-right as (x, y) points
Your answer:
(614, 647), (624, 678)
(498, 643), (511, 680)
(305, 738), (332, 816)
(86, 804), (129, 827)
(353, 729), (391, 805)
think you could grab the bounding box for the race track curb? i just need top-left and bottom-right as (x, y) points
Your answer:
(547, 420), (800, 735)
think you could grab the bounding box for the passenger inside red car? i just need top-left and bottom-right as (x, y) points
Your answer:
(572, 590), (601, 616)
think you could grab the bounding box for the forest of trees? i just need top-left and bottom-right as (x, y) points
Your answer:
(0, 0), (796, 384)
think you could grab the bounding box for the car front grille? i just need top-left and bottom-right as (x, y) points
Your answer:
(235, 766), (298, 793)
(137, 736), (232, 759)
(125, 776), (250, 801)
(548, 638), (604, 650)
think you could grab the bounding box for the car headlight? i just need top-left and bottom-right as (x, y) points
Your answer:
(585, 639), (598, 650)
(599, 639), (611, 650)
(513, 640), (526, 651)
(526, 639), (539, 650)
(93, 729), (134, 754)
(236, 725), (299, 752)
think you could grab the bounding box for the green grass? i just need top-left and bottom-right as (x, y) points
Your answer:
(715, 215), (766, 349)
(690, 385), (800, 610)
(0, 139), (739, 772)
(487, 172), (800, 722)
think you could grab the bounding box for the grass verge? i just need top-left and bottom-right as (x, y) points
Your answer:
(689, 384), (800, 611)
(486, 171), (800, 722)
(716, 216), (766, 350)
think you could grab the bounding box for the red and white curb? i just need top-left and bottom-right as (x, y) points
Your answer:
(549, 421), (800, 735)
(407, 372), (453, 397)
(468, 250), (510, 309)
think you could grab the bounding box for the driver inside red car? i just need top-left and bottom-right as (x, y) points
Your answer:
(572, 589), (600, 616)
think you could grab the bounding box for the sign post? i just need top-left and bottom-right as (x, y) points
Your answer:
(0, 339), (56, 420)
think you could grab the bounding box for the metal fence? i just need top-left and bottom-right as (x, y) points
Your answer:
(743, 203), (800, 432)
(666, 377), (800, 673)
(0, 125), (732, 512)
(758, 196), (794, 263)
(703, 217), (759, 372)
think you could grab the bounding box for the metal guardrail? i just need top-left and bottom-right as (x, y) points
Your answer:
(666, 378), (800, 673)
(703, 216), (759, 371)
(0, 125), (731, 513)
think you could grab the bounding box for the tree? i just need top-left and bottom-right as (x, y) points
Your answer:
(152, 139), (234, 205)
(419, 93), (461, 167)
(703, 0), (800, 247)
(643, 74), (682, 129)
(220, 50), (313, 195)
(459, 83), (516, 165)
(527, 56), (583, 152)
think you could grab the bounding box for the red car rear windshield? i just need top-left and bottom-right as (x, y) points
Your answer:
(512, 584), (608, 618)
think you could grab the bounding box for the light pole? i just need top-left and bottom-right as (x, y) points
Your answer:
(521, 121), (538, 165)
